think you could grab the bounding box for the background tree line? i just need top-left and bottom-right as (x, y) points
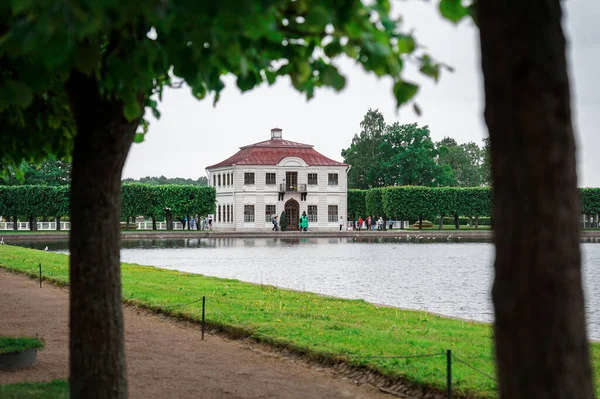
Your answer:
(342, 109), (491, 189)
(1, 160), (208, 187)
(0, 184), (215, 231)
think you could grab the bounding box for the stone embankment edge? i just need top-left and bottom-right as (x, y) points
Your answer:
(4, 230), (600, 241)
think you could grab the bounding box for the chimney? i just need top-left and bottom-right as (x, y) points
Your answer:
(271, 127), (282, 139)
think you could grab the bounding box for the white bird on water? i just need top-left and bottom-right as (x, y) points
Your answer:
(44, 246), (49, 251)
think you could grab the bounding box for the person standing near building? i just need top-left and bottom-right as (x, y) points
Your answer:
(339, 216), (344, 231)
(299, 211), (308, 232)
(358, 216), (363, 231)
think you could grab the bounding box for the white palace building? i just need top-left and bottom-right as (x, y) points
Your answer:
(206, 128), (350, 231)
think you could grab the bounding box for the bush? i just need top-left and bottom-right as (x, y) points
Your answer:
(412, 220), (434, 228)
(279, 211), (288, 231)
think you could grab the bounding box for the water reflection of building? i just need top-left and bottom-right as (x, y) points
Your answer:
(206, 128), (349, 231)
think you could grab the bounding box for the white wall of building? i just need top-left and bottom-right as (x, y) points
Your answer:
(207, 161), (348, 231)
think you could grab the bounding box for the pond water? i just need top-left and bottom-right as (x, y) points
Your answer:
(15, 237), (600, 339)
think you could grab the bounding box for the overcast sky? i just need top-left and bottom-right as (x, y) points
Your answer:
(123, 1), (600, 187)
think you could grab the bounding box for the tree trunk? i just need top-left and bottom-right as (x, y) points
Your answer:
(29, 215), (37, 231)
(67, 70), (142, 399)
(478, 1), (593, 397)
(454, 214), (459, 230)
(475, 215), (479, 230)
(165, 210), (173, 230)
(438, 214), (443, 230)
(152, 216), (157, 231)
(418, 215), (422, 230)
(12, 215), (17, 231)
(56, 216), (61, 231)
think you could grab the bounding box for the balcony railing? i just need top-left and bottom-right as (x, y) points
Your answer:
(279, 183), (307, 193)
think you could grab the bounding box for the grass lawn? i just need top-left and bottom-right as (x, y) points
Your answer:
(0, 380), (68, 399)
(0, 336), (44, 354)
(1, 245), (599, 397)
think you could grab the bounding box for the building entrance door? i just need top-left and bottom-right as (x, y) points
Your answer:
(284, 198), (299, 230)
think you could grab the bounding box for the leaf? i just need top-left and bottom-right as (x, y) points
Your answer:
(304, 6), (329, 32)
(413, 103), (422, 116)
(419, 56), (440, 82)
(393, 80), (419, 107)
(397, 35), (416, 54)
(74, 45), (101, 76)
(7, 81), (33, 108)
(439, 0), (470, 24)
(322, 67), (346, 91)
(236, 72), (258, 92)
(123, 102), (141, 122)
(134, 133), (145, 143)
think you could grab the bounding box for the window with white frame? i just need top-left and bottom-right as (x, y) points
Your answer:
(307, 205), (318, 222)
(308, 173), (318, 185)
(265, 173), (276, 185)
(218, 205), (221, 222)
(328, 205), (338, 222)
(226, 173), (230, 186)
(218, 174), (221, 186)
(265, 205), (277, 222)
(328, 173), (338, 186)
(244, 173), (255, 185)
(244, 205), (255, 222)
(213, 175), (216, 187)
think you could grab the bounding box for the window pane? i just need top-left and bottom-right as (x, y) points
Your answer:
(308, 173), (318, 185)
(328, 173), (338, 186)
(308, 205), (318, 222)
(244, 173), (255, 185)
(328, 205), (338, 222)
(265, 173), (276, 185)
(265, 205), (276, 222)
(244, 205), (255, 222)
(213, 175), (216, 187)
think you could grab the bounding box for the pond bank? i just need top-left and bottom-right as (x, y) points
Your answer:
(4, 229), (600, 242)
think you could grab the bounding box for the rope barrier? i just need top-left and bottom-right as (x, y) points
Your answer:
(452, 354), (497, 381)
(347, 352), (445, 360)
(158, 297), (205, 310)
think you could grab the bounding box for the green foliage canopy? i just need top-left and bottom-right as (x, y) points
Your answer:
(0, 0), (447, 170)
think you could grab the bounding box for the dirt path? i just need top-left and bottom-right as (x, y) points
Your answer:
(0, 270), (395, 399)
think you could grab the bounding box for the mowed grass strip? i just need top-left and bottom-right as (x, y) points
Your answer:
(4, 245), (591, 397)
(0, 380), (68, 399)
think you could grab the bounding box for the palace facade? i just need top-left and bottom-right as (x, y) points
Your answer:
(206, 128), (349, 231)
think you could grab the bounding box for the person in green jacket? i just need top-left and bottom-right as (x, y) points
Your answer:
(299, 211), (308, 232)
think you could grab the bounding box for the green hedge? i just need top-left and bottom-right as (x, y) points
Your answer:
(348, 189), (367, 220)
(0, 184), (216, 230)
(365, 188), (386, 218)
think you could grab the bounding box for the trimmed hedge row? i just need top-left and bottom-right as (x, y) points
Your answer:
(0, 184), (216, 230)
(347, 186), (600, 225)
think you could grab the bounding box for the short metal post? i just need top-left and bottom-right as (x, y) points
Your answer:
(201, 296), (206, 340)
(39, 263), (42, 288)
(447, 349), (452, 399)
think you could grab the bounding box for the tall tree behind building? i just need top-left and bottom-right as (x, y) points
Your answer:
(341, 109), (386, 189)
(436, 137), (484, 186)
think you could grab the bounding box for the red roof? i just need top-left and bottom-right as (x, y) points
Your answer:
(207, 138), (348, 169)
